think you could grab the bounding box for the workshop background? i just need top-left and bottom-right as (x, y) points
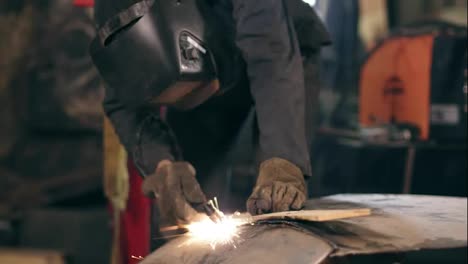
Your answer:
(0, 0), (466, 263)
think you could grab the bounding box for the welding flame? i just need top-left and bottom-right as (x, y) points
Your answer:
(184, 214), (247, 249)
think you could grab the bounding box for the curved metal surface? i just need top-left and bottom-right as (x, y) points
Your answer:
(141, 225), (333, 264)
(306, 194), (467, 257)
(142, 194), (467, 264)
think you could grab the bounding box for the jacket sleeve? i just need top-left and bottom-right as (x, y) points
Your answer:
(103, 85), (178, 177)
(231, 0), (312, 175)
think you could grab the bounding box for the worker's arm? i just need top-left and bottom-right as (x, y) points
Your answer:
(232, 0), (311, 175)
(231, 0), (311, 214)
(103, 86), (207, 225)
(103, 86), (176, 177)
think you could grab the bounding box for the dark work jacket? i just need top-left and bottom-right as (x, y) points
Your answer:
(102, 0), (330, 177)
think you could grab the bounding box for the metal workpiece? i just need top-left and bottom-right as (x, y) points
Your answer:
(141, 194), (467, 264)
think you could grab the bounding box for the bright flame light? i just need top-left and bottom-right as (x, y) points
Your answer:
(183, 215), (247, 249)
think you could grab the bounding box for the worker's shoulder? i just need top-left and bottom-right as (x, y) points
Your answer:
(215, 0), (331, 47)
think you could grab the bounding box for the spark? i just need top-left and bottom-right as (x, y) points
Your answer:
(183, 213), (247, 249)
(131, 255), (144, 260)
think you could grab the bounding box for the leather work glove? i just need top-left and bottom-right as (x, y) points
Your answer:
(142, 160), (207, 226)
(247, 158), (307, 215)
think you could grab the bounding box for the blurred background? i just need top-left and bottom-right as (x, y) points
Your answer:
(0, 0), (466, 263)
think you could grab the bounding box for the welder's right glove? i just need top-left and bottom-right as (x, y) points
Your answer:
(247, 158), (307, 215)
(142, 160), (207, 226)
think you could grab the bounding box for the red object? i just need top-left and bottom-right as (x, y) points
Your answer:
(73, 0), (94, 7)
(117, 159), (152, 264)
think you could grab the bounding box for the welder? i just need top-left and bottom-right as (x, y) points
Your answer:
(91, 0), (329, 229)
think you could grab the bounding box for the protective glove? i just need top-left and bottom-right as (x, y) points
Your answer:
(142, 160), (207, 226)
(247, 158), (307, 215)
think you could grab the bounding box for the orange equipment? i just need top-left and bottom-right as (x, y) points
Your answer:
(360, 22), (467, 142)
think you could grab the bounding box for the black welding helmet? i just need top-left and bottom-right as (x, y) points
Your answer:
(90, 0), (243, 108)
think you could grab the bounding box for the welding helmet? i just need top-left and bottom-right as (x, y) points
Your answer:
(90, 0), (243, 108)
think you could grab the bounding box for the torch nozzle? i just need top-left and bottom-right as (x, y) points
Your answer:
(202, 199), (225, 223)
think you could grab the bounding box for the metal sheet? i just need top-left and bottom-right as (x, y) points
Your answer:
(142, 195), (467, 263)
(305, 194), (467, 256)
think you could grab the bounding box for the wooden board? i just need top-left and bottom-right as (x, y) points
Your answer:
(0, 249), (64, 264)
(251, 208), (372, 222)
(159, 209), (372, 233)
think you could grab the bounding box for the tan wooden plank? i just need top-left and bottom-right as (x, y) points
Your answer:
(0, 249), (64, 264)
(251, 208), (372, 222)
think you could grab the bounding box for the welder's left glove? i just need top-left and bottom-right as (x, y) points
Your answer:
(247, 158), (307, 215)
